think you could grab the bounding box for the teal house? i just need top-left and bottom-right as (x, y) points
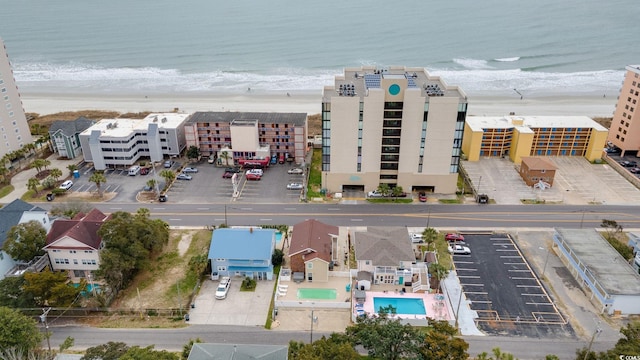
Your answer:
(48, 117), (95, 159)
(208, 228), (276, 281)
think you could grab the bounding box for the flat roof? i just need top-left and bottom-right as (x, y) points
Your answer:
(323, 65), (467, 103)
(80, 113), (189, 137)
(555, 228), (640, 295)
(187, 112), (307, 126)
(466, 115), (607, 132)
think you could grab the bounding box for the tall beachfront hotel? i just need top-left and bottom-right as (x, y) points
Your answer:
(321, 66), (467, 194)
(608, 65), (640, 155)
(0, 38), (32, 158)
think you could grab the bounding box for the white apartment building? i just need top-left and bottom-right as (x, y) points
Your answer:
(321, 66), (467, 194)
(79, 113), (189, 170)
(0, 38), (32, 158)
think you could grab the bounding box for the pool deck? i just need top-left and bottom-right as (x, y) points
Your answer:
(275, 275), (351, 304)
(359, 291), (453, 321)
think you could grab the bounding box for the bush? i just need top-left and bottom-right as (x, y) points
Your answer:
(241, 277), (256, 291)
(41, 176), (56, 189)
(272, 249), (284, 266)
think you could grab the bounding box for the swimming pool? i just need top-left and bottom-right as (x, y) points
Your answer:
(297, 288), (337, 300)
(373, 297), (426, 315)
(275, 232), (283, 244)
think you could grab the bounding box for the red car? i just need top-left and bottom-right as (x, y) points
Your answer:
(246, 173), (261, 181)
(445, 233), (465, 242)
(418, 192), (427, 202)
(222, 171), (233, 178)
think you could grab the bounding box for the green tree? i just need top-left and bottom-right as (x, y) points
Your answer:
(0, 276), (34, 308)
(81, 341), (129, 360)
(23, 270), (85, 307)
(181, 338), (202, 360)
(475, 347), (519, 360)
(3, 220), (47, 262)
(67, 164), (78, 176)
(289, 334), (360, 360)
(42, 159), (51, 170)
(27, 177), (40, 194)
(0, 306), (43, 353)
(187, 145), (200, 161)
(376, 183), (391, 197)
(188, 254), (208, 278)
(146, 179), (157, 193)
(417, 319), (469, 360)
(89, 171), (107, 197)
(59, 336), (75, 352)
(120, 345), (179, 360)
(49, 199), (92, 219)
(49, 168), (63, 182)
(96, 210), (169, 294)
(429, 262), (450, 292)
(345, 305), (422, 360)
(160, 169), (175, 190)
(41, 176), (57, 189)
(219, 150), (232, 166)
(391, 185), (404, 200)
(272, 248), (285, 266)
(31, 158), (47, 173)
(422, 227), (439, 251)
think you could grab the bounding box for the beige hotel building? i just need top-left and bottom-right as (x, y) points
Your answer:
(321, 66), (467, 194)
(0, 38), (32, 159)
(608, 65), (640, 155)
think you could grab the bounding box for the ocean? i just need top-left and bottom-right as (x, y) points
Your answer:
(1, 0), (638, 97)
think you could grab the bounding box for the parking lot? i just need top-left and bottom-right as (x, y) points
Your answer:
(70, 159), (307, 204)
(453, 233), (572, 337)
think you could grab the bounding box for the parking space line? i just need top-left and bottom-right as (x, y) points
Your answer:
(470, 300), (492, 304)
(516, 285), (541, 288)
(455, 268), (478, 271)
(504, 262), (526, 265)
(465, 291), (488, 295)
(521, 294), (548, 297)
(499, 256), (521, 258)
(458, 275), (480, 279)
(455, 261), (474, 264)
(526, 302), (555, 306)
(460, 283), (484, 286)
(507, 269), (532, 272)
(510, 277), (536, 280)
(496, 249), (518, 252)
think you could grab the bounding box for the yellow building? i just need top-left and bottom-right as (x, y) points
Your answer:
(462, 116), (608, 164)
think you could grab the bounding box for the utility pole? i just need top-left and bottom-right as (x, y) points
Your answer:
(309, 310), (318, 343)
(583, 321), (602, 360)
(40, 307), (52, 353)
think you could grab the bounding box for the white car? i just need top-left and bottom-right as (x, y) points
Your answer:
(182, 167), (198, 173)
(367, 190), (384, 197)
(287, 168), (303, 174)
(246, 169), (263, 176)
(59, 180), (73, 190)
(215, 277), (231, 300)
(176, 173), (192, 180)
(410, 233), (424, 243)
(448, 244), (471, 255)
(287, 183), (304, 190)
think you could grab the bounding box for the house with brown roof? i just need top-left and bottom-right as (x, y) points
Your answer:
(43, 208), (111, 283)
(353, 227), (417, 286)
(519, 157), (557, 187)
(288, 219), (338, 282)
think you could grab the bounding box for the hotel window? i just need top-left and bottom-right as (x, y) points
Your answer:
(626, 105), (629, 110)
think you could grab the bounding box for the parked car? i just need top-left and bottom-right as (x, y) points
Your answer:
(278, 155), (285, 164)
(367, 190), (384, 197)
(215, 277), (231, 300)
(287, 183), (304, 190)
(158, 194), (168, 202)
(418, 192), (427, 202)
(182, 167), (198, 173)
(287, 168), (303, 174)
(630, 167), (640, 174)
(222, 171), (234, 178)
(225, 167), (241, 173)
(410, 233), (424, 243)
(59, 180), (73, 190)
(245, 173), (261, 180)
(176, 173), (192, 180)
(246, 169), (264, 176)
(619, 160), (637, 167)
(208, 155), (215, 164)
(164, 160), (174, 168)
(140, 166), (150, 175)
(448, 244), (471, 255)
(445, 233), (465, 242)
(605, 147), (620, 154)
(270, 154), (278, 164)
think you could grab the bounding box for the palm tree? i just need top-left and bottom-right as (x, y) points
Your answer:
(89, 171), (107, 197)
(219, 150), (232, 166)
(159, 169), (175, 190)
(27, 177), (40, 195)
(0, 167), (8, 185)
(31, 159), (46, 173)
(49, 168), (63, 182)
(146, 179), (157, 193)
(421, 227), (439, 251)
(42, 159), (51, 170)
(67, 164), (78, 176)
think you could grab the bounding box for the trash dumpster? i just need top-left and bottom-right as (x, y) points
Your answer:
(46, 193), (55, 201)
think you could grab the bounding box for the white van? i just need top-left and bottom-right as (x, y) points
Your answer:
(128, 165), (141, 176)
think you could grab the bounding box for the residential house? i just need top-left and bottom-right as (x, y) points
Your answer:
(48, 117), (95, 159)
(188, 343), (288, 360)
(353, 227), (418, 286)
(0, 199), (52, 279)
(43, 208), (110, 283)
(208, 228), (276, 281)
(288, 219), (339, 282)
(519, 157), (557, 187)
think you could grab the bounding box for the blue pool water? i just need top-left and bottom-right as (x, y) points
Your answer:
(275, 232), (283, 244)
(373, 297), (426, 315)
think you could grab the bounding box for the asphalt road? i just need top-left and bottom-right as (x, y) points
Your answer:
(37, 202), (640, 229)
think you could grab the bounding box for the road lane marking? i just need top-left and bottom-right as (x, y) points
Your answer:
(328, 208), (341, 211)
(197, 208), (209, 210)
(260, 218), (272, 221)
(284, 208), (297, 210)
(169, 218), (181, 221)
(350, 219), (363, 222)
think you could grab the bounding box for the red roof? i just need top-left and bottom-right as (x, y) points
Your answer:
(289, 219), (338, 263)
(45, 208), (111, 250)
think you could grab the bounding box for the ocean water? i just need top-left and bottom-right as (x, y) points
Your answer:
(1, 0), (638, 97)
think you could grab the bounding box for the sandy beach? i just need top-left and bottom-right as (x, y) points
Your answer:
(19, 91), (617, 118)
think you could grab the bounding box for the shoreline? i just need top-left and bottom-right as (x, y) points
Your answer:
(19, 92), (616, 118)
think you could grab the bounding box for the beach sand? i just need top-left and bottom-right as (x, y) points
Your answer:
(20, 92), (616, 118)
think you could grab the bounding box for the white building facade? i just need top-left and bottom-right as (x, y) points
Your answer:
(321, 66), (467, 194)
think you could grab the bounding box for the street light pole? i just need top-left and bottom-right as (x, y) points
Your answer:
(40, 307), (51, 353)
(309, 310), (318, 343)
(583, 322), (602, 360)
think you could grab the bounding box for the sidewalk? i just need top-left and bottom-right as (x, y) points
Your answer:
(0, 154), (80, 205)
